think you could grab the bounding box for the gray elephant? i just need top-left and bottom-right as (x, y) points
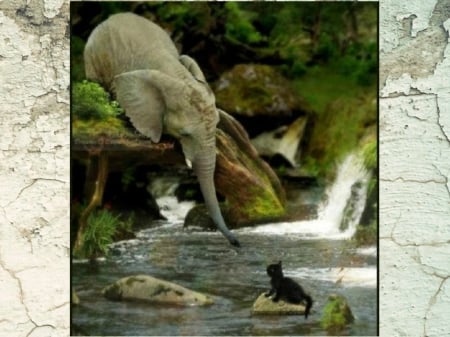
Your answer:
(84, 12), (240, 247)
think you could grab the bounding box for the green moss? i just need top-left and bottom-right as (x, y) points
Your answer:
(247, 187), (285, 220)
(215, 65), (292, 115)
(294, 66), (377, 179)
(321, 294), (354, 331)
(353, 218), (377, 246)
(103, 282), (123, 301)
(125, 276), (145, 286)
(72, 80), (123, 120)
(236, 141), (286, 221)
(72, 80), (133, 140)
(361, 139), (377, 171)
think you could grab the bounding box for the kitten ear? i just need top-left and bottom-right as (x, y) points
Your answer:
(278, 261), (282, 266)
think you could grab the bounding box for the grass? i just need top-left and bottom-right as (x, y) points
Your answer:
(73, 209), (135, 260)
(292, 65), (377, 178)
(74, 209), (120, 259)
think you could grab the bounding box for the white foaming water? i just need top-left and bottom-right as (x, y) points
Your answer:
(156, 196), (195, 224)
(287, 267), (377, 288)
(356, 246), (377, 257)
(239, 152), (371, 240)
(148, 176), (196, 225)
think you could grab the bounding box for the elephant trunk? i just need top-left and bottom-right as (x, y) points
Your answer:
(193, 148), (240, 247)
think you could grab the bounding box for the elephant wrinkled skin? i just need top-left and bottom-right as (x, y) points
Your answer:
(84, 12), (240, 247)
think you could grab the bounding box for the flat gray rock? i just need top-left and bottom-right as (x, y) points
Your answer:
(252, 292), (306, 315)
(102, 274), (214, 306)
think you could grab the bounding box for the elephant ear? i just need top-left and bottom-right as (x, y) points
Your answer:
(114, 70), (165, 143)
(179, 55), (207, 83)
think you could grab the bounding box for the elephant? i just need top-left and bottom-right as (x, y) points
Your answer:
(84, 12), (240, 247)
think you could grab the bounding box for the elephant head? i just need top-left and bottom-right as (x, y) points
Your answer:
(112, 58), (240, 247)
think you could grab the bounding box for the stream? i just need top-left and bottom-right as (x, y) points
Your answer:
(72, 153), (378, 336)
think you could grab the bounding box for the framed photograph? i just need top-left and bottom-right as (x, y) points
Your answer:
(70, 2), (378, 336)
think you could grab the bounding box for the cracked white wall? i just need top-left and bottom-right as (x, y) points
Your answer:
(0, 0), (449, 336)
(380, 0), (450, 337)
(0, 1), (70, 336)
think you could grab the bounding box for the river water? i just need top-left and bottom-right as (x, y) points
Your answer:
(72, 153), (378, 336)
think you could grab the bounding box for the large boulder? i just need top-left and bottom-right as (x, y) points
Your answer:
(214, 64), (307, 118)
(252, 292), (307, 315)
(102, 275), (214, 306)
(185, 110), (287, 229)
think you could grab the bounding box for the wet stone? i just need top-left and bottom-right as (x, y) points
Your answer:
(252, 292), (307, 315)
(102, 274), (214, 306)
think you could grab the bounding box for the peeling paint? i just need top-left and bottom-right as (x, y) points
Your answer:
(0, 0), (69, 336)
(1, 0), (449, 336)
(381, 1), (450, 337)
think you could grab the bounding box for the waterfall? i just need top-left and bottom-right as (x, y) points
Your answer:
(317, 152), (371, 238)
(241, 152), (371, 239)
(146, 152), (371, 239)
(148, 176), (195, 225)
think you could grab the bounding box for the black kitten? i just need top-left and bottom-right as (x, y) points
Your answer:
(265, 261), (313, 319)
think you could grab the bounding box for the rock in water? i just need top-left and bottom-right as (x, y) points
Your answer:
(320, 294), (354, 330)
(102, 275), (214, 306)
(252, 292), (307, 315)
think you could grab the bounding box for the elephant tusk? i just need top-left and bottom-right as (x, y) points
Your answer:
(185, 158), (193, 169)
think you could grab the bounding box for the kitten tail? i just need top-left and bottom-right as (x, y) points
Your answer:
(304, 295), (313, 319)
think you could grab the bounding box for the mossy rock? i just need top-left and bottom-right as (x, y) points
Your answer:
(213, 111), (286, 226)
(214, 64), (308, 117)
(320, 294), (354, 331)
(102, 275), (214, 306)
(252, 292), (307, 316)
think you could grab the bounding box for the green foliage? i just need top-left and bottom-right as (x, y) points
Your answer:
(71, 36), (86, 82)
(121, 167), (136, 191)
(336, 41), (378, 86)
(290, 60), (307, 77)
(224, 2), (263, 44)
(315, 33), (338, 62)
(72, 81), (132, 139)
(74, 209), (135, 260)
(72, 80), (123, 120)
(149, 2), (213, 35)
(75, 209), (120, 259)
(294, 67), (377, 178)
(115, 212), (135, 241)
(353, 218), (377, 246)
